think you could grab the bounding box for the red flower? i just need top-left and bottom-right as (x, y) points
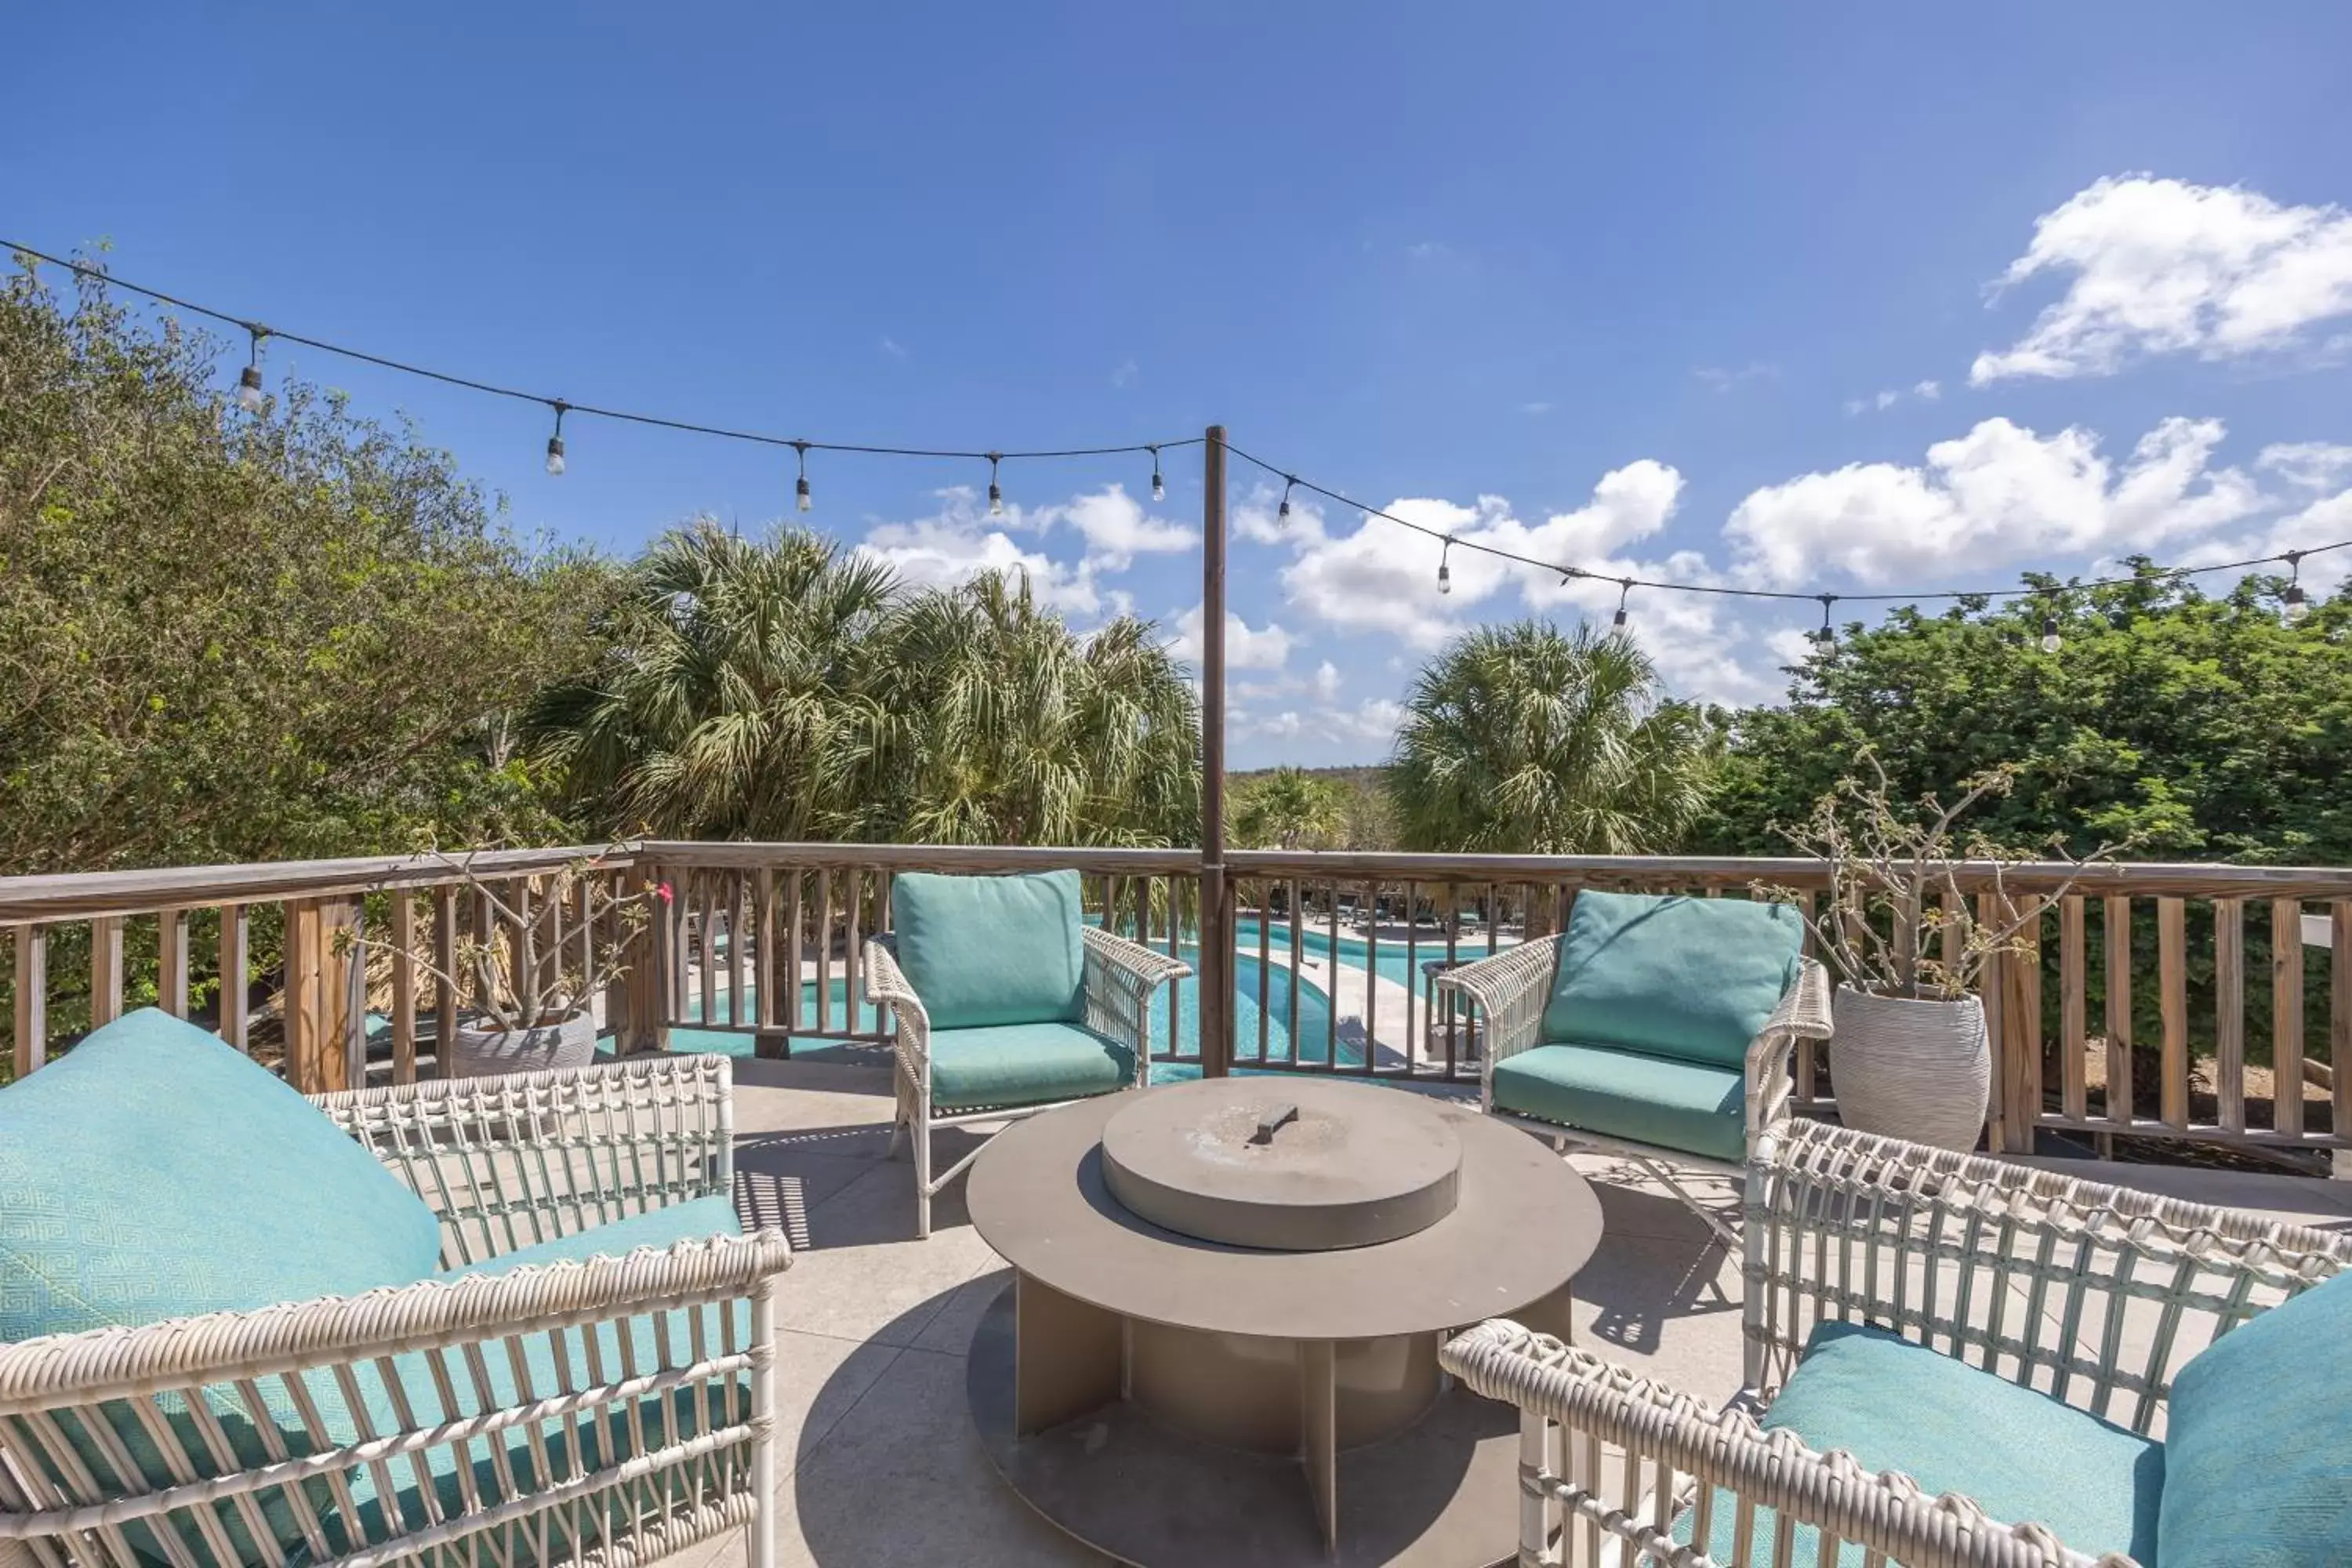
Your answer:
(655, 882), (675, 903)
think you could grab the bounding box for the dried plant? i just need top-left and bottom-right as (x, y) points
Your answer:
(1756, 753), (2129, 1000)
(337, 844), (670, 1031)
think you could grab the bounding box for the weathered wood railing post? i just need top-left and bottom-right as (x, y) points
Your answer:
(607, 861), (670, 1054)
(285, 895), (360, 1093)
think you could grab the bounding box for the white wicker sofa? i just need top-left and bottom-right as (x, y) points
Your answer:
(0, 1010), (789, 1568)
(1441, 1117), (2352, 1567)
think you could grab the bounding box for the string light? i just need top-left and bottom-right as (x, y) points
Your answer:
(1148, 445), (1165, 503)
(1613, 579), (1632, 631)
(236, 325), (267, 412)
(1278, 476), (1295, 524)
(1437, 538), (1454, 596)
(1814, 593), (1838, 648)
(986, 452), (1004, 517)
(2039, 595), (2062, 654)
(793, 441), (812, 512)
(2284, 551), (2310, 622)
(544, 401), (568, 477)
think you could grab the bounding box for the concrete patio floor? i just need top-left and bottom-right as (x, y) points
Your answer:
(676, 1054), (2352, 1568)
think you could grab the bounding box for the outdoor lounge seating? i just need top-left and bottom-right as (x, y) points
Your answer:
(1436, 889), (1831, 1243)
(862, 869), (1192, 1238)
(0, 1009), (790, 1568)
(1440, 1116), (2352, 1567)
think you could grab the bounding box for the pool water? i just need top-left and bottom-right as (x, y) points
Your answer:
(672, 940), (1354, 1067)
(1234, 914), (1505, 990)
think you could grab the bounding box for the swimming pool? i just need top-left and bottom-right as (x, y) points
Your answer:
(673, 941), (1351, 1067)
(1233, 914), (1506, 990)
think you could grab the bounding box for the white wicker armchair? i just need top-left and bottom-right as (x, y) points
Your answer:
(1436, 933), (1832, 1242)
(0, 1056), (791, 1568)
(864, 925), (1192, 1238)
(1440, 1118), (2352, 1568)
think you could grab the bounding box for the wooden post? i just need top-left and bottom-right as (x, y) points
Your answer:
(13, 926), (46, 1078)
(1199, 424), (1232, 1078)
(609, 862), (670, 1054)
(285, 896), (360, 1093)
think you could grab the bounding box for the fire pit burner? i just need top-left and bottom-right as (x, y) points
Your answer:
(1100, 1080), (1462, 1250)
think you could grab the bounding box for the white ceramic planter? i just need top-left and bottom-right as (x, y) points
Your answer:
(1830, 985), (1990, 1152)
(448, 1011), (597, 1079)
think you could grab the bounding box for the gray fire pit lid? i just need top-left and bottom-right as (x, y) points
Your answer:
(1099, 1078), (1462, 1250)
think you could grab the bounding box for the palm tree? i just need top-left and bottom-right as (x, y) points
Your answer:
(1233, 767), (1345, 849)
(1388, 620), (1719, 856)
(866, 570), (1200, 846)
(525, 523), (898, 840)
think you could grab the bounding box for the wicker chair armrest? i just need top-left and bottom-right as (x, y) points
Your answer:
(862, 934), (930, 1088)
(1441, 1319), (2131, 1568)
(0, 1236), (789, 1557)
(1432, 936), (1559, 1068)
(1080, 925), (1194, 990)
(1080, 926), (1191, 1071)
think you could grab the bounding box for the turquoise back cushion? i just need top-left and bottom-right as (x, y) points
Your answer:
(0, 1008), (443, 1342)
(892, 869), (1088, 1029)
(1541, 891), (1803, 1069)
(2161, 1265), (2352, 1563)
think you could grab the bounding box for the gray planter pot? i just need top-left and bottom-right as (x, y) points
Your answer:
(448, 1011), (597, 1079)
(1830, 985), (1990, 1152)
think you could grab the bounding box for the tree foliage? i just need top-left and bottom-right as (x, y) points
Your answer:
(529, 526), (1201, 847)
(1388, 621), (1719, 856)
(0, 259), (611, 877)
(1232, 766), (1347, 849)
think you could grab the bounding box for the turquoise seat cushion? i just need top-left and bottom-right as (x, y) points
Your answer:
(1676, 1322), (2163, 1565)
(0, 1007), (442, 1343)
(928, 1021), (1135, 1111)
(1490, 1041), (1746, 1162)
(444, 1192), (744, 1276)
(892, 869), (1087, 1029)
(2161, 1265), (2352, 1564)
(1542, 890), (1802, 1069)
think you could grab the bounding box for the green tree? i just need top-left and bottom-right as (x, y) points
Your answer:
(867, 570), (1200, 846)
(1232, 767), (1346, 849)
(0, 258), (608, 878)
(527, 523), (898, 840)
(1388, 620), (1719, 855)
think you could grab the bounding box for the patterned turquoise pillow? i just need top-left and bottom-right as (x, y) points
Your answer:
(2161, 1266), (2352, 1563)
(0, 1008), (443, 1341)
(891, 869), (1088, 1030)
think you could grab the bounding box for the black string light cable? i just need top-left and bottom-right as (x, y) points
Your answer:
(3, 242), (1201, 480)
(1219, 439), (2352, 621)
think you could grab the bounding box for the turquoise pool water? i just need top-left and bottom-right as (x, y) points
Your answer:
(1233, 914), (1502, 990)
(674, 941), (1352, 1066)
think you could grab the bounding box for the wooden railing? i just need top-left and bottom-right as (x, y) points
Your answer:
(5, 840), (2347, 1172)
(0, 846), (653, 1091)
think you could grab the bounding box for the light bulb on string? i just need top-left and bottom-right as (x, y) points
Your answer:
(2283, 551), (2310, 622)
(1437, 538), (1454, 596)
(1814, 593), (1838, 648)
(2038, 596), (2061, 654)
(236, 324), (268, 412)
(1612, 579), (1632, 632)
(987, 452), (1004, 517)
(544, 401), (568, 477)
(1277, 476), (1295, 524)
(793, 441), (812, 513)
(1148, 445), (1165, 503)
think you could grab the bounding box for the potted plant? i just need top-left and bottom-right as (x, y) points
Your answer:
(1761, 757), (2118, 1151)
(343, 845), (670, 1079)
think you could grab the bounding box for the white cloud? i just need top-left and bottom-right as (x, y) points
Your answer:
(1312, 660), (1341, 702)
(1694, 362), (1777, 394)
(1109, 359), (1138, 388)
(858, 492), (1105, 615)
(1169, 604), (1294, 670)
(1027, 485), (1198, 571)
(1519, 400), (1555, 416)
(1846, 382), (1938, 416)
(2175, 482), (2352, 597)
(879, 336), (906, 359)
(1233, 698), (1403, 750)
(1726, 416), (2266, 586)
(1914, 379), (1942, 401)
(2259, 442), (2352, 492)
(1973, 175), (2352, 383)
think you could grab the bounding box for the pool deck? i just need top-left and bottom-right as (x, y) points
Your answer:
(677, 1054), (2352, 1568)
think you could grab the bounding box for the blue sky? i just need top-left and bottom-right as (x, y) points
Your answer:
(9, 2), (2352, 765)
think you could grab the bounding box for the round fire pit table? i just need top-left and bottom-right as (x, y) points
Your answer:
(965, 1076), (1601, 1567)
